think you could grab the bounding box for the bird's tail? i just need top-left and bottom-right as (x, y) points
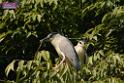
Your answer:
(75, 62), (81, 70)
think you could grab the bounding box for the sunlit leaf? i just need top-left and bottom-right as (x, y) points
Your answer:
(99, 50), (104, 56)
(5, 60), (16, 77)
(27, 61), (33, 70)
(41, 51), (50, 61)
(32, 13), (37, 21)
(88, 57), (93, 65)
(37, 14), (42, 22)
(17, 60), (25, 71)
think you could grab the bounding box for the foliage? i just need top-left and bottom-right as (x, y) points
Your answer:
(0, 0), (124, 82)
(4, 50), (124, 83)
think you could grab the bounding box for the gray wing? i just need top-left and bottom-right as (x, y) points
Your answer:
(59, 37), (80, 69)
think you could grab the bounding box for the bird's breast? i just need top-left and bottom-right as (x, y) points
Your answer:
(50, 37), (62, 57)
(75, 46), (84, 56)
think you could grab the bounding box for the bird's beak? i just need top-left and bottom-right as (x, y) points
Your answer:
(40, 37), (49, 43)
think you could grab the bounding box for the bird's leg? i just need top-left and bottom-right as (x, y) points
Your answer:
(54, 53), (65, 69)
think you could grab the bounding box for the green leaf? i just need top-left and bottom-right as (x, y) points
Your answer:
(49, 70), (58, 78)
(5, 60), (16, 77)
(17, 60), (25, 71)
(37, 14), (42, 22)
(88, 57), (93, 65)
(99, 50), (104, 57)
(32, 14), (37, 21)
(41, 51), (50, 61)
(27, 61), (33, 70)
(26, 32), (32, 38)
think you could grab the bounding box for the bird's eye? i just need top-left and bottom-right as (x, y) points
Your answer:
(79, 41), (82, 44)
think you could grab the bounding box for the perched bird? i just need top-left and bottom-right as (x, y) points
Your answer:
(40, 32), (80, 70)
(75, 40), (88, 65)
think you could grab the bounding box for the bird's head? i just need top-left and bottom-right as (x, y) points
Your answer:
(40, 32), (58, 43)
(77, 39), (87, 47)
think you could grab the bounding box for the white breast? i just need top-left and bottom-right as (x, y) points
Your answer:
(75, 45), (85, 64)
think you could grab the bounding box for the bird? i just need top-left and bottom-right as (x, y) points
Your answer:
(74, 40), (88, 65)
(40, 32), (80, 70)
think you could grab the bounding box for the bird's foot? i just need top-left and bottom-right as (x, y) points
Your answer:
(52, 65), (60, 71)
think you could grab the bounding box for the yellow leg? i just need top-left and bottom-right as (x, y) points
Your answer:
(53, 53), (65, 69)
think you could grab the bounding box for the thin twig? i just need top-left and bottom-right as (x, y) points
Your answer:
(34, 40), (44, 59)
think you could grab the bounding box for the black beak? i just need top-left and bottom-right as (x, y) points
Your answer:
(40, 37), (48, 43)
(40, 37), (49, 43)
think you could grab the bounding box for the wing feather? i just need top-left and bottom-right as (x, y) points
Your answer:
(59, 37), (80, 69)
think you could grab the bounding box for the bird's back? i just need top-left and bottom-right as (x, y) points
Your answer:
(58, 36), (80, 69)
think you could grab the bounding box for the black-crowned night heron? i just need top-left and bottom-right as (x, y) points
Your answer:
(40, 32), (80, 70)
(75, 40), (88, 65)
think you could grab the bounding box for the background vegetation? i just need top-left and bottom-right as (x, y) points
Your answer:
(0, 0), (124, 82)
